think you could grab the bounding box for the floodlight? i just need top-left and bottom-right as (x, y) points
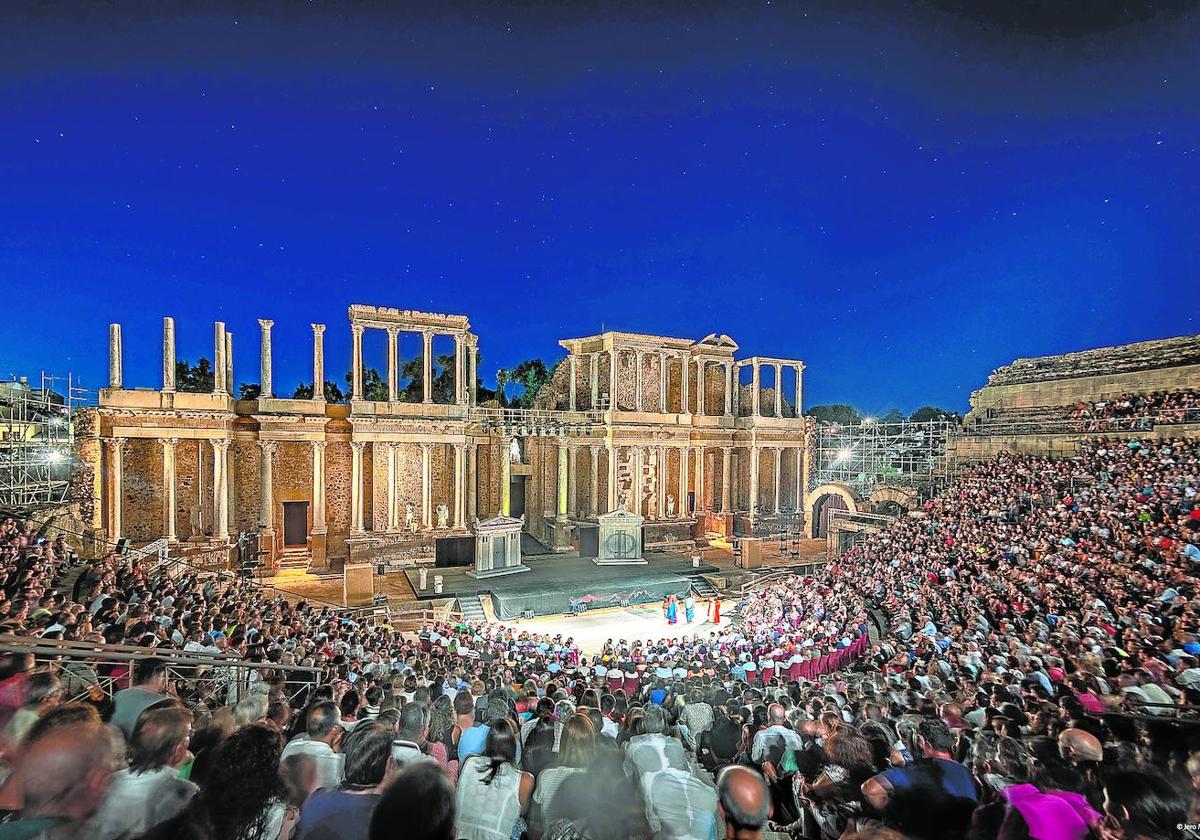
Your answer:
(837, 448), (854, 461)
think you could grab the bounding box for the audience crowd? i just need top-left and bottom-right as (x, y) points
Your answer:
(0, 423), (1197, 839)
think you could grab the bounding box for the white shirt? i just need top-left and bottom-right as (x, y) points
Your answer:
(87, 767), (198, 840)
(281, 736), (344, 788)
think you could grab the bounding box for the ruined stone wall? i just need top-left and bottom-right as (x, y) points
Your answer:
(121, 438), (162, 543)
(614, 351), (636, 411)
(362, 443), (375, 531)
(985, 334), (1200, 388)
(175, 439), (204, 540)
(369, 442), (388, 530)
(70, 408), (102, 530)
(969, 363), (1200, 418)
(274, 440), (313, 546)
(325, 438), (351, 563)
(231, 438), (260, 535)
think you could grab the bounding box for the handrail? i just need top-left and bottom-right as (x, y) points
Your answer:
(0, 635), (322, 674)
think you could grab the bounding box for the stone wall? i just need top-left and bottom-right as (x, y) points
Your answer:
(121, 438), (162, 543)
(325, 437), (352, 563)
(984, 334), (1200, 388)
(231, 438), (260, 535)
(70, 408), (102, 530)
(274, 439), (314, 547)
(969, 362), (1200, 418)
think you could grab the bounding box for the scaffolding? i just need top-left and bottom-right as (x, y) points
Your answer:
(809, 418), (960, 499)
(0, 374), (86, 512)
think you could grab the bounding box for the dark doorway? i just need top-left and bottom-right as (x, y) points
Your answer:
(282, 502), (309, 547)
(811, 493), (847, 539)
(509, 475), (526, 520)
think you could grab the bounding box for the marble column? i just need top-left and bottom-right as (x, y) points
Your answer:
(454, 443), (466, 528)
(632, 447), (644, 517)
(212, 439), (230, 541)
(256, 319), (273, 398)
(634, 351), (644, 411)
(751, 362), (761, 417)
(467, 443), (478, 522)
(696, 358), (706, 416)
(421, 443), (433, 527)
(774, 363), (784, 417)
(213, 322), (228, 396)
(589, 445), (600, 517)
(455, 334), (466, 405)
(607, 444), (618, 511)
(386, 327), (399, 402)
(351, 325), (365, 401)
(693, 446), (705, 512)
(725, 362), (733, 416)
(422, 332), (434, 404)
(162, 317), (176, 393)
(680, 354), (690, 415)
(608, 348), (618, 409)
(749, 445), (760, 516)
(311, 324), (326, 402)
(386, 443), (399, 531)
(224, 331), (234, 397)
(589, 354), (599, 409)
(678, 445), (690, 517)
(656, 446), (667, 519)
(501, 438), (512, 516)
(567, 445), (578, 516)
(568, 355), (578, 411)
(732, 364), (741, 417)
(794, 364), (804, 418)
(108, 324), (123, 389)
(258, 440), (277, 532)
(350, 441), (365, 532)
(659, 352), (668, 413)
(773, 446), (782, 513)
(794, 447), (803, 513)
(469, 342), (479, 407)
(103, 438), (125, 540)
(159, 438), (177, 541)
(721, 447), (732, 512)
(310, 440), (326, 532)
(557, 442), (569, 521)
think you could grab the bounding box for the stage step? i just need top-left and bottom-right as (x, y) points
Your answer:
(689, 575), (720, 598)
(459, 595), (487, 623)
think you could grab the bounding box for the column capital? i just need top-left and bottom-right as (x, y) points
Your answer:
(350, 440), (367, 454)
(102, 437), (125, 454)
(258, 318), (274, 330)
(384, 325), (400, 338)
(258, 439), (279, 455)
(159, 437), (180, 449)
(211, 438), (231, 453)
(312, 323), (326, 335)
(452, 442), (466, 454)
(350, 323), (364, 338)
(420, 441), (434, 452)
(310, 440), (326, 455)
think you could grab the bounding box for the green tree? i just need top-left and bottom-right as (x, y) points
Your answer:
(908, 406), (960, 423)
(292, 380), (346, 402)
(175, 358), (215, 393)
(805, 404), (861, 425)
(880, 408), (905, 424)
(507, 359), (559, 408)
(495, 368), (510, 407)
(238, 383), (262, 400)
(343, 367), (387, 401)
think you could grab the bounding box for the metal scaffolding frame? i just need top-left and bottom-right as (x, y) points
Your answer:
(809, 418), (960, 499)
(0, 374), (87, 512)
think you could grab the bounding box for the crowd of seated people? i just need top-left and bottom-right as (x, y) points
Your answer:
(0, 432), (1195, 838)
(975, 387), (1200, 435)
(1069, 388), (1200, 427)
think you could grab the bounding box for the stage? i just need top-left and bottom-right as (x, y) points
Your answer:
(405, 550), (720, 620)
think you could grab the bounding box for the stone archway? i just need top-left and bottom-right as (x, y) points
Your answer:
(868, 484), (919, 517)
(804, 482), (861, 538)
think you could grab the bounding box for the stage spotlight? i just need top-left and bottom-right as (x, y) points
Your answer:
(47, 450), (65, 464)
(837, 447), (854, 461)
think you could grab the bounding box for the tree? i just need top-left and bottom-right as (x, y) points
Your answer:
(880, 408), (905, 424)
(175, 358), (215, 393)
(909, 406), (960, 423)
(238, 383), (262, 400)
(495, 368), (510, 407)
(507, 359), (559, 408)
(292, 380), (346, 402)
(343, 368), (387, 402)
(805, 404), (861, 425)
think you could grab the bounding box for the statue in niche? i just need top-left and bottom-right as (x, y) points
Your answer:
(436, 503), (449, 529)
(666, 494), (676, 518)
(404, 503), (415, 532)
(509, 438), (522, 464)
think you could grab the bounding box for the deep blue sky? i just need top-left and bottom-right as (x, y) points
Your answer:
(1, 2), (1197, 413)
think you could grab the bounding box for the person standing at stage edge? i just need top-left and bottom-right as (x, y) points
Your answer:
(685, 594), (696, 623)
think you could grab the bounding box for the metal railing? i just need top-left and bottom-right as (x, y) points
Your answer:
(964, 408), (1200, 438)
(468, 406), (606, 437)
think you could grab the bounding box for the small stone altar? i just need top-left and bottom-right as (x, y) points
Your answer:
(467, 514), (530, 578)
(594, 507), (646, 565)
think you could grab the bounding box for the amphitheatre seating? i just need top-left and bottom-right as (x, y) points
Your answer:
(985, 333), (1200, 386)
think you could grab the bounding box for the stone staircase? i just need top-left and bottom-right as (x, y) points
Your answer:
(458, 595), (487, 623)
(688, 574), (719, 599)
(274, 547), (311, 579)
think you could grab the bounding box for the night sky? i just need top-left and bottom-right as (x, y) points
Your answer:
(1, 2), (1197, 413)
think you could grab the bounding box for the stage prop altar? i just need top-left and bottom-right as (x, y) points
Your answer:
(595, 507), (646, 565)
(467, 514), (530, 579)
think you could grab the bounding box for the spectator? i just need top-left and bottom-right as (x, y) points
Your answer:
(294, 720), (391, 840)
(456, 717), (533, 840)
(370, 762), (455, 840)
(717, 766), (771, 840)
(281, 700), (344, 789)
(108, 657), (172, 740)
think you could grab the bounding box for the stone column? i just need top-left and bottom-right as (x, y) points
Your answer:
(608, 348), (618, 409)
(108, 324), (123, 389)
(159, 438), (177, 541)
(557, 442), (569, 521)
(258, 440), (277, 532)
(213, 322), (228, 396)
(386, 443), (399, 531)
(725, 362), (733, 416)
(751, 362), (761, 417)
(733, 363), (741, 416)
(422, 332), (434, 404)
(386, 327), (399, 402)
(659, 352), (668, 413)
(678, 445), (690, 517)
(224, 331), (234, 397)
(501, 438), (512, 516)
(696, 358), (705, 416)
(794, 447), (803, 513)
(256, 319), (273, 398)
(606, 444), (618, 511)
(656, 446), (667, 519)
(795, 364), (804, 418)
(469, 342), (479, 407)
(589, 354), (599, 408)
(350, 441), (365, 532)
(567, 445), (578, 516)
(589, 445), (600, 517)
(632, 447), (644, 517)
(680, 354), (690, 415)
(310, 440), (326, 531)
(212, 439), (230, 541)
(455, 334), (467, 406)
(693, 446), (705, 512)
(721, 447), (732, 512)
(568, 355), (578, 411)
(351, 324), (364, 401)
(454, 443), (466, 528)
(467, 443), (478, 522)
(749, 445), (760, 517)
(311, 324), (326, 403)
(634, 351), (644, 411)
(773, 446), (782, 513)
(162, 317), (176, 393)
(103, 438), (125, 539)
(420, 442), (433, 526)
(774, 363), (784, 417)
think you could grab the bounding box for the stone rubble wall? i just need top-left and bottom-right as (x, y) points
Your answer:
(983, 334), (1200, 388)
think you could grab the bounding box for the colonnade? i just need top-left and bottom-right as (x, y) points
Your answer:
(348, 440), (476, 535)
(348, 325), (477, 405)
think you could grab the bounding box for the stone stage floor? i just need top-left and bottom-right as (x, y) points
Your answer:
(501, 600), (731, 656)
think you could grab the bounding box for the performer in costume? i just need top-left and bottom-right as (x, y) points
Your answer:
(666, 595), (677, 625)
(713, 598), (721, 624)
(684, 594), (695, 623)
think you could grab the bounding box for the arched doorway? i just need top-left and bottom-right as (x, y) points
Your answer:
(812, 493), (847, 539)
(803, 482), (861, 538)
